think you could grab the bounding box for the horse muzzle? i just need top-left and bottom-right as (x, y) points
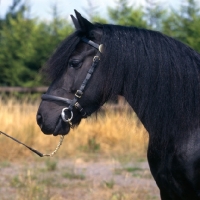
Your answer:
(37, 109), (71, 136)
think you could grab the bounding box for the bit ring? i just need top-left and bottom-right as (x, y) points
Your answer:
(61, 107), (73, 123)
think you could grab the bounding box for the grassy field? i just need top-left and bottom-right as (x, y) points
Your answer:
(0, 97), (148, 160)
(0, 97), (159, 200)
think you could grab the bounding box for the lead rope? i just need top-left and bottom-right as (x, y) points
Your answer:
(42, 135), (64, 157)
(0, 130), (64, 157)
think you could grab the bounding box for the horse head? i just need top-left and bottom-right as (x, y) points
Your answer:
(37, 10), (105, 136)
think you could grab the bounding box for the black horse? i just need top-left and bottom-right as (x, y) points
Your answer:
(37, 10), (200, 200)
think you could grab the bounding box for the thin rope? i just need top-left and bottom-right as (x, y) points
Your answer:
(0, 130), (64, 157)
(42, 135), (64, 157)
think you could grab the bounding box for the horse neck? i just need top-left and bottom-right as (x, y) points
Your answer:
(101, 25), (200, 137)
(121, 46), (200, 138)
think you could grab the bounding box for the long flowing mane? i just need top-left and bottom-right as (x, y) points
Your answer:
(99, 24), (200, 143)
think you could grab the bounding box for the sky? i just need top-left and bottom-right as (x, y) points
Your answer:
(0, 0), (182, 20)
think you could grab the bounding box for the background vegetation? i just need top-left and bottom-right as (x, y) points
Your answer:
(0, 98), (154, 200)
(0, 0), (200, 87)
(0, 98), (147, 161)
(1, 1), (199, 199)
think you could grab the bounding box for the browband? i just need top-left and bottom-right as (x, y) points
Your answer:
(81, 37), (103, 53)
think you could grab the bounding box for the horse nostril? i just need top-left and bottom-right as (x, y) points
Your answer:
(37, 113), (43, 128)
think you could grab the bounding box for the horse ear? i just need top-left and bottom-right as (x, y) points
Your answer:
(70, 15), (81, 30)
(74, 10), (94, 33)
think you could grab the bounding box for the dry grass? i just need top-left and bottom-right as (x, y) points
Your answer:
(0, 97), (148, 161)
(0, 97), (158, 200)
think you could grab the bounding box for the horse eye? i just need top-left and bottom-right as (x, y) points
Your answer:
(69, 60), (82, 69)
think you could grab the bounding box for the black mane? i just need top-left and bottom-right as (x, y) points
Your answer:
(100, 24), (200, 142)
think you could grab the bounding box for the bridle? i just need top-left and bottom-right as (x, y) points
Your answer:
(41, 37), (103, 127)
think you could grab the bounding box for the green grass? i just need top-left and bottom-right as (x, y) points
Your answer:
(110, 192), (126, 200)
(62, 169), (85, 180)
(9, 170), (50, 200)
(45, 159), (57, 171)
(79, 136), (101, 153)
(0, 160), (10, 168)
(104, 179), (115, 189)
(124, 167), (143, 173)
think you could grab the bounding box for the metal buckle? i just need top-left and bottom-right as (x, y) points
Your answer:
(75, 90), (83, 98)
(74, 102), (80, 109)
(93, 56), (100, 62)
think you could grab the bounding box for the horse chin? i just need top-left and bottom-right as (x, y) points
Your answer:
(52, 117), (71, 136)
(39, 117), (70, 136)
(40, 114), (82, 136)
(52, 115), (82, 136)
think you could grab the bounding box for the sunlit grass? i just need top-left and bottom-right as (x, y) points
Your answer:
(0, 97), (148, 161)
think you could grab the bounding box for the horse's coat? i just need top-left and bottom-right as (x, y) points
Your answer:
(37, 10), (200, 199)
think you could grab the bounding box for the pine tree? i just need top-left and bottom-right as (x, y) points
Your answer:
(162, 0), (200, 52)
(108, 0), (148, 28)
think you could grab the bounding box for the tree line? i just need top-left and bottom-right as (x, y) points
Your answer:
(0, 0), (200, 87)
